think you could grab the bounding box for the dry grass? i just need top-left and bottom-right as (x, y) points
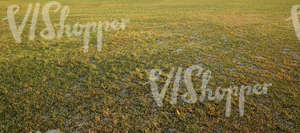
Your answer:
(0, 0), (299, 132)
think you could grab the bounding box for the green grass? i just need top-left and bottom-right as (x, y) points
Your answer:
(0, 0), (300, 132)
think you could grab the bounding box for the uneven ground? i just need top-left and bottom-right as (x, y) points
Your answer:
(0, 0), (299, 132)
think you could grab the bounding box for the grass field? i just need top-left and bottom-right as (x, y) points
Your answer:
(0, 0), (300, 132)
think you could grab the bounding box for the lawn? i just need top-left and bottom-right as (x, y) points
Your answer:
(0, 0), (299, 132)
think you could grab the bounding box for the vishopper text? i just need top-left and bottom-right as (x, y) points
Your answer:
(4, 1), (130, 53)
(149, 65), (272, 117)
(291, 5), (300, 41)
